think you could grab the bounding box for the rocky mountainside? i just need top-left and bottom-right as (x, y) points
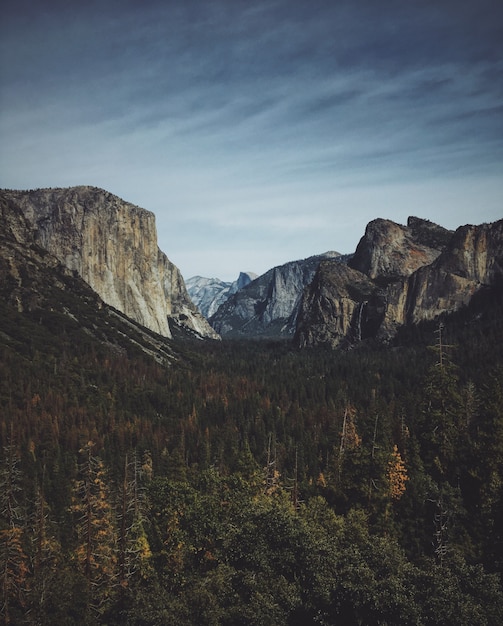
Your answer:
(295, 217), (503, 348)
(348, 216), (453, 280)
(186, 272), (257, 319)
(209, 252), (341, 338)
(0, 187), (219, 340)
(0, 193), (180, 362)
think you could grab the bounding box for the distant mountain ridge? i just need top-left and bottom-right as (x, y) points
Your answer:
(2, 186), (501, 351)
(203, 215), (503, 347)
(186, 272), (257, 319)
(209, 252), (342, 338)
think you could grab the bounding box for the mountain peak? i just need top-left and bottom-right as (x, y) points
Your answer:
(348, 217), (452, 281)
(187, 272), (257, 319)
(1, 187), (219, 340)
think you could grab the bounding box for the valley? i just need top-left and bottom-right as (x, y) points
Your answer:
(1, 187), (502, 625)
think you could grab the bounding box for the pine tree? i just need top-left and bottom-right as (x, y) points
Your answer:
(116, 452), (151, 588)
(335, 404), (362, 489)
(422, 323), (463, 482)
(0, 440), (28, 625)
(263, 433), (280, 495)
(26, 483), (64, 625)
(387, 445), (408, 501)
(70, 442), (117, 617)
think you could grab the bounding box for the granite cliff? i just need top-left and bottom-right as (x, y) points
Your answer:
(349, 216), (452, 280)
(295, 217), (503, 348)
(0, 187), (218, 340)
(0, 193), (180, 362)
(403, 220), (503, 325)
(209, 252), (341, 338)
(187, 272), (257, 319)
(3, 186), (499, 349)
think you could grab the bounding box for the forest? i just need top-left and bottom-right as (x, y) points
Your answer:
(1, 282), (503, 625)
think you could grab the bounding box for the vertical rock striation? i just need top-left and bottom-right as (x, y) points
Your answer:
(186, 272), (257, 320)
(295, 217), (503, 348)
(403, 219), (503, 325)
(209, 253), (341, 338)
(1, 187), (218, 339)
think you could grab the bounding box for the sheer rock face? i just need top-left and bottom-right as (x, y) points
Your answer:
(296, 217), (503, 348)
(1, 187), (219, 340)
(187, 272), (257, 320)
(349, 216), (452, 280)
(209, 252), (340, 338)
(295, 262), (379, 349)
(404, 220), (503, 325)
(0, 192), (72, 313)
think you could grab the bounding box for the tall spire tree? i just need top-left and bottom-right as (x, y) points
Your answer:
(0, 437), (28, 626)
(70, 442), (118, 619)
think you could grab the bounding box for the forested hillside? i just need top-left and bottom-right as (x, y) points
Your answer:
(1, 281), (503, 624)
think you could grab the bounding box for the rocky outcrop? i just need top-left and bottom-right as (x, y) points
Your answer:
(0, 187), (219, 340)
(403, 220), (503, 325)
(295, 261), (378, 349)
(210, 253), (340, 338)
(349, 217), (452, 280)
(0, 194), (179, 363)
(295, 217), (503, 349)
(187, 272), (257, 319)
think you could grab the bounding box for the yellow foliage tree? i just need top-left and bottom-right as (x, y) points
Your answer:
(340, 405), (362, 453)
(387, 445), (408, 500)
(71, 443), (117, 615)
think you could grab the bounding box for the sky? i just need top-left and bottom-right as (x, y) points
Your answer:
(1, 0), (502, 282)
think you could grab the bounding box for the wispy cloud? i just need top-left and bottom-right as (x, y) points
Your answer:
(1, 0), (502, 280)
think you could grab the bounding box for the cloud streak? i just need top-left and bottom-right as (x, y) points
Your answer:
(1, 0), (502, 280)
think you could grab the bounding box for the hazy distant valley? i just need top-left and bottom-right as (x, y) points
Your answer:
(1, 186), (503, 625)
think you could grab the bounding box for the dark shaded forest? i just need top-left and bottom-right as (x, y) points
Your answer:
(1, 284), (503, 625)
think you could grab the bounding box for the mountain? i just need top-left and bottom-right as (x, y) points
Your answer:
(0, 193), (181, 363)
(295, 217), (503, 348)
(209, 252), (341, 338)
(3, 187), (500, 350)
(348, 216), (453, 280)
(0, 187), (219, 340)
(186, 271), (257, 319)
(2, 192), (503, 623)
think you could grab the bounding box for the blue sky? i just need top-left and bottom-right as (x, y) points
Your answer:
(1, 0), (502, 281)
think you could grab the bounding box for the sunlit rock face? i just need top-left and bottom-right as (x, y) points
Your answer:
(209, 253), (341, 338)
(1, 186), (219, 339)
(187, 272), (257, 320)
(349, 217), (452, 280)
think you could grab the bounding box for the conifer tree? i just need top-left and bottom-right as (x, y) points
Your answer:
(335, 404), (362, 496)
(70, 442), (117, 617)
(116, 452), (151, 588)
(387, 445), (408, 500)
(26, 483), (64, 625)
(422, 323), (463, 481)
(263, 433), (280, 495)
(0, 439), (28, 626)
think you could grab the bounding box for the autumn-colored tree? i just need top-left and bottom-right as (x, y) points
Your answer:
(116, 452), (152, 588)
(71, 442), (117, 617)
(339, 405), (362, 457)
(0, 441), (28, 626)
(388, 445), (408, 500)
(26, 483), (64, 624)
